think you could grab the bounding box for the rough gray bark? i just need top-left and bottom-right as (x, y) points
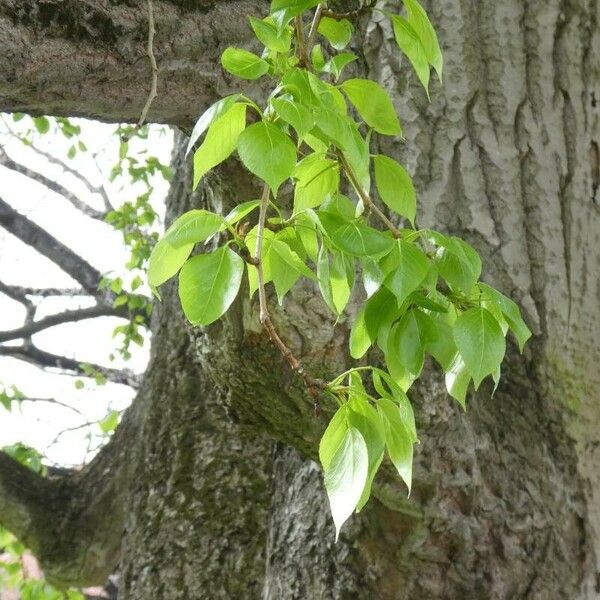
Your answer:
(0, 0), (599, 598)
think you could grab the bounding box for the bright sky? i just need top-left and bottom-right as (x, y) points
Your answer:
(0, 116), (173, 466)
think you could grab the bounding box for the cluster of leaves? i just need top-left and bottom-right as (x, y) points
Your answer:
(147, 0), (531, 538)
(11, 113), (88, 159)
(0, 445), (84, 599)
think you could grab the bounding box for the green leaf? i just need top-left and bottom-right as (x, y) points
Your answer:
(403, 0), (443, 77)
(99, 410), (119, 434)
(271, 97), (315, 140)
(178, 247), (244, 326)
(224, 199), (261, 226)
(293, 153), (340, 212)
(382, 240), (429, 305)
(415, 312), (456, 370)
(164, 210), (225, 247)
(33, 116), (50, 134)
(249, 16), (291, 52)
(319, 247), (353, 315)
(364, 287), (398, 343)
(340, 79), (401, 136)
(270, 0), (320, 26)
(193, 103), (246, 189)
(433, 234), (481, 294)
(148, 238), (194, 287)
(318, 17), (354, 50)
(373, 155), (416, 224)
(221, 47), (269, 80)
(347, 397), (385, 512)
(237, 121), (297, 194)
(267, 234), (315, 303)
(350, 307), (371, 359)
(318, 212), (394, 257)
(313, 106), (355, 150)
(377, 397), (414, 493)
(323, 427), (368, 540)
(445, 353), (471, 409)
(311, 44), (326, 71)
(453, 308), (506, 388)
(319, 404), (349, 470)
(478, 283), (532, 351)
(186, 94), (241, 156)
(387, 310), (425, 376)
(322, 52), (358, 81)
(392, 16), (430, 93)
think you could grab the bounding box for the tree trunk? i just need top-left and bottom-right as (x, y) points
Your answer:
(1, 0), (599, 598)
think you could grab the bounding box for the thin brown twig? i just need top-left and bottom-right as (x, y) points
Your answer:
(123, 0), (158, 140)
(306, 4), (324, 53)
(253, 184), (326, 398)
(337, 150), (401, 237)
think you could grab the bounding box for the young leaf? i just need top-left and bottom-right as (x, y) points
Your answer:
(193, 103), (247, 189)
(224, 199), (261, 227)
(323, 427), (368, 540)
(237, 121), (297, 194)
(403, 0), (443, 77)
(221, 47), (269, 80)
(270, 0), (320, 26)
(445, 353), (471, 410)
(340, 79), (401, 136)
(387, 310), (425, 376)
(318, 212), (394, 257)
(350, 307), (371, 359)
(186, 94), (241, 157)
(382, 240), (429, 305)
(148, 238), (194, 288)
(164, 210), (225, 247)
(293, 153), (340, 212)
(478, 283), (532, 351)
(318, 17), (354, 50)
(391, 16), (430, 93)
(319, 404), (349, 470)
(317, 245), (336, 314)
(271, 97), (315, 141)
(249, 16), (291, 52)
(377, 397), (414, 493)
(347, 397), (385, 512)
(453, 308), (506, 388)
(178, 247), (244, 326)
(373, 155), (416, 224)
(268, 235), (315, 303)
(322, 53), (358, 81)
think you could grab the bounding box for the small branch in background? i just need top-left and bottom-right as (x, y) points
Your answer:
(0, 195), (103, 295)
(0, 344), (141, 388)
(0, 148), (107, 220)
(123, 0), (158, 140)
(0, 285), (89, 299)
(0, 305), (132, 344)
(18, 397), (84, 417)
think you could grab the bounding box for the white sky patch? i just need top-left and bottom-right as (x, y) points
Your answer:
(0, 117), (173, 466)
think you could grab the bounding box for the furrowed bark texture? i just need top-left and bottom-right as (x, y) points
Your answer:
(0, 0), (599, 598)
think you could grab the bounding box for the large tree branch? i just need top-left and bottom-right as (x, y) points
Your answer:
(0, 0), (265, 127)
(0, 195), (102, 294)
(0, 392), (141, 588)
(0, 453), (58, 555)
(0, 344), (140, 388)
